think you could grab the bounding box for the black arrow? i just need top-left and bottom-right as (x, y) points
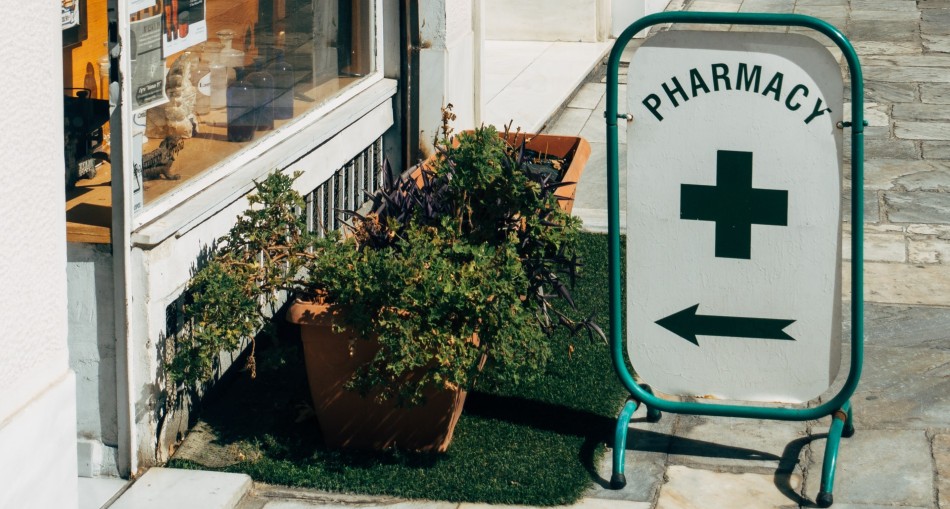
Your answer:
(655, 304), (796, 346)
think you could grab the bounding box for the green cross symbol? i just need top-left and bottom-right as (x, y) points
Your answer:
(680, 150), (788, 260)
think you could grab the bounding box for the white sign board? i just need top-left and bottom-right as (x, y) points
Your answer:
(626, 31), (843, 403)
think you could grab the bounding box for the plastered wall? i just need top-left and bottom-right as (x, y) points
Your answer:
(0, 1), (78, 507)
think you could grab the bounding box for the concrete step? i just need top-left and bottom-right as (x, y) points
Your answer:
(107, 468), (251, 509)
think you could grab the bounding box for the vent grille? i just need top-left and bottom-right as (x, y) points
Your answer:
(305, 137), (384, 237)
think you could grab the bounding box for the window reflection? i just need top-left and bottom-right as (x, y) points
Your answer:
(140, 0), (374, 204)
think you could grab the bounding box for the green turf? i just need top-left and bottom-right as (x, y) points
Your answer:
(167, 232), (628, 505)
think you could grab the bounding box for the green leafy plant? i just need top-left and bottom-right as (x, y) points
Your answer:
(170, 109), (601, 404)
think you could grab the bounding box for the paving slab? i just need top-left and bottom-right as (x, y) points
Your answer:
(739, 0), (795, 13)
(794, 5), (850, 17)
(851, 343), (950, 395)
(922, 84), (950, 105)
(667, 415), (808, 475)
(884, 191), (950, 224)
(896, 121), (950, 141)
(862, 138), (919, 160)
(852, 302), (950, 350)
(854, 41), (923, 57)
(923, 34), (950, 53)
(655, 465), (802, 509)
(862, 159), (945, 191)
(850, 9), (921, 21)
(852, 360), (950, 430)
(922, 22), (950, 37)
(894, 169), (950, 192)
(796, 0), (849, 6)
(79, 477), (127, 509)
(853, 230), (906, 262)
(801, 430), (933, 507)
(935, 434), (950, 509)
(569, 83), (607, 111)
(919, 0), (950, 8)
(847, 20), (922, 43)
(548, 108), (595, 137)
(923, 141), (950, 160)
(843, 261), (950, 306)
(895, 103), (950, 122)
(850, 0), (920, 11)
(909, 236), (950, 263)
(866, 66), (950, 83)
(109, 467), (252, 509)
(586, 405), (675, 503)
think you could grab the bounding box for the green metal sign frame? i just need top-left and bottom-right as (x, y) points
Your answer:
(605, 12), (864, 508)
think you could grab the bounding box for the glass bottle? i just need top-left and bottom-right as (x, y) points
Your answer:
(192, 44), (211, 115)
(217, 29), (245, 82)
(205, 42), (228, 110)
(267, 50), (294, 120)
(247, 58), (274, 131)
(227, 68), (256, 142)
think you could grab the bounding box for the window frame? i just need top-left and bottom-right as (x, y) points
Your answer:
(122, 0), (386, 232)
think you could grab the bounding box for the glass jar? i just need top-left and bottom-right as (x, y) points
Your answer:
(227, 68), (255, 142)
(267, 50), (294, 120)
(217, 29), (245, 78)
(192, 44), (212, 115)
(246, 58), (274, 131)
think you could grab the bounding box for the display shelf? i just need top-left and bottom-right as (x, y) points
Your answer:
(66, 162), (112, 244)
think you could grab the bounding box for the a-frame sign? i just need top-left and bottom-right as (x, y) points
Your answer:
(605, 12), (864, 508)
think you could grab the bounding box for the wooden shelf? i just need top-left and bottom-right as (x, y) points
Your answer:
(66, 162), (112, 244)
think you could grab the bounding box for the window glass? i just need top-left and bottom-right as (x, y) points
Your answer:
(136, 0), (375, 205)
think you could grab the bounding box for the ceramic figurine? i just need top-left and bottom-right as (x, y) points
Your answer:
(146, 52), (198, 139)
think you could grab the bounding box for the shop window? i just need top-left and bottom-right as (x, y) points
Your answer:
(135, 0), (376, 206)
(64, 0), (376, 234)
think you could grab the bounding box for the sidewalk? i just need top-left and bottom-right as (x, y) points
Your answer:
(98, 0), (950, 507)
(543, 0), (950, 507)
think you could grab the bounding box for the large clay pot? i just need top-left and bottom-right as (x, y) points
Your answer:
(415, 133), (591, 213)
(286, 299), (467, 452)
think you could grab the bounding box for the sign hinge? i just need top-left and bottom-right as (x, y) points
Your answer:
(605, 111), (634, 122)
(836, 120), (869, 129)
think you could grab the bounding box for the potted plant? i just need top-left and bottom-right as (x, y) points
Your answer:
(169, 111), (600, 452)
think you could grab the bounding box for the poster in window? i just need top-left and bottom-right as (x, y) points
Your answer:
(130, 12), (169, 112)
(62, 0), (87, 47)
(129, 0), (157, 11)
(163, 0), (208, 57)
(62, 0), (80, 29)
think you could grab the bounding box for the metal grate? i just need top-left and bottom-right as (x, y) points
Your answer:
(306, 137), (384, 237)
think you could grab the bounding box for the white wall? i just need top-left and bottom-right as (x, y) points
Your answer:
(419, 0), (476, 157)
(0, 1), (78, 507)
(483, 0), (607, 42)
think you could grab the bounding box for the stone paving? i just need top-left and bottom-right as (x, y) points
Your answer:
(543, 0), (950, 507)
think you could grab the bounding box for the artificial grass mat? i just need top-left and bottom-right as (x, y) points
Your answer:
(167, 232), (628, 505)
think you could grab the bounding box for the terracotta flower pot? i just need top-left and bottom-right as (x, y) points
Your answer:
(500, 132), (591, 214)
(286, 299), (467, 452)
